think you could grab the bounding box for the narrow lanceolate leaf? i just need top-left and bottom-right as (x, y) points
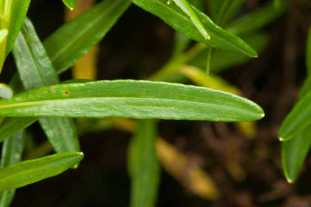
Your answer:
(172, 0), (204, 57)
(227, 1), (286, 35)
(0, 118), (35, 142)
(280, 26), (311, 182)
(0, 0), (30, 53)
(190, 33), (268, 73)
(129, 120), (160, 207)
(0, 152), (83, 191)
(281, 83), (311, 182)
(279, 91), (311, 141)
(0, 132), (24, 207)
(133, 0), (257, 57)
(214, 0), (246, 25)
(307, 27), (311, 75)
(300, 76), (311, 98)
(63, 0), (77, 10)
(171, 0), (210, 40)
(0, 30), (8, 71)
(0, 0), (30, 71)
(13, 19), (80, 152)
(281, 127), (311, 183)
(0, 80), (264, 121)
(45, 0), (131, 73)
(0, 0), (130, 142)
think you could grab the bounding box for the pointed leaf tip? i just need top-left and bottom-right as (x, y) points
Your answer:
(63, 0), (76, 10)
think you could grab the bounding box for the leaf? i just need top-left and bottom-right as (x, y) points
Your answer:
(172, 33), (190, 57)
(207, 0), (222, 20)
(171, 0), (210, 39)
(13, 19), (80, 152)
(63, 0), (77, 10)
(214, 0), (246, 25)
(0, 30), (8, 44)
(278, 91), (311, 141)
(2, 0), (31, 54)
(0, 132), (24, 207)
(171, 0), (204, 57)
(133, 0), (257, 57)
(204, 0), (245, 74)
(300, 77), (311, 99)
(190, 33), (268, 72)
(281, 77), (311, 182)
(227, 1), (286, 35)
(179, 65), (256, 138)
(281, 127), (311, 183)
(129, 120), (160, 207)
(281, 27), (311, 182)
(0, 118), (35, 142)
(156, 138), (219, 200)
(307, 27), (311, 75)
(0, 0), (30, 70)
(0, 0), (130, 142)
(0, 83), (13, 99)
(180, 65), (240, 94)
(0, 80), (264, 121)
(45, 0), (131, 73)
(0, 152), (83, 191)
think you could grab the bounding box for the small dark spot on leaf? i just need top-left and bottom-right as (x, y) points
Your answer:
(63, 90), (70, 96)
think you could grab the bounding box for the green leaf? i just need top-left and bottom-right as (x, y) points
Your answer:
(0, 118), (35, 142)
(190, 33), (268, 72)
(208, 0), (222, 19)
(300, 76), (311, 98)
(172, 33), (190, 57)
(129, 120), (160, 207)
(45, 0), (131, 73)
(280, 26), (311, 182)
(171, 0), (204, 57)
(171, 0), (210, 39)
(13, 19), (80, 152)
(281, 127), (311, 183)
(63, 0), (76, 10)
(0, 80), (264, 121)
(0, 0), (30, 71)
(0, 83), (13, 99)
(0, 152), (83, 191)
(0, 132), (24, 207)
(279, 88), (311, 141)
(214, 0), (246, 25)
(0, 0), (131, 142)
(307, 27), (311, 75)
(0, 30), (8, 44)
(227, 0), (286, 35)
(281, 79), (311, 182)
(2, 0), (30, 54)
(133, 0), (257, 57)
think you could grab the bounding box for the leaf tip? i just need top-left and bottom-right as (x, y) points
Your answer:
(72, 152), (84, 169)
(259, 111), (265, 119)
(285, 175), (294, 184)
(0, 83), (13, 99)
(252, 52), (258, 58)
(248, 48), (258, 58)
(63, 0), (76, 10)
(78, 151), (84, 158)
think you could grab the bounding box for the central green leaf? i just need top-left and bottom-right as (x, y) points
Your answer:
(0, 80), (264, 121)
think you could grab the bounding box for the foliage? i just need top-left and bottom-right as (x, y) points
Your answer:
(0, 0), (303, 206)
